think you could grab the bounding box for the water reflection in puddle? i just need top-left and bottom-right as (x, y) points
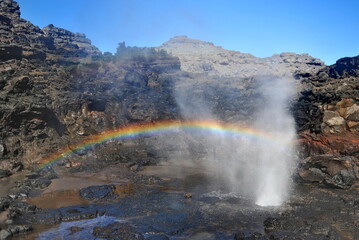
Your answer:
(26, 189), (88, 209)
(0, 171), (28, 197)
(26, 183), (137, 209)
(35, 215), (119, 240)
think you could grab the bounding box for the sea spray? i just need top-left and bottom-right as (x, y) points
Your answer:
(253, 77), (296, 206)
(174, 76), (297, 206)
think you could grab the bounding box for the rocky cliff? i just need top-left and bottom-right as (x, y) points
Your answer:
(0, 0), (358, 189)
(0, 0), (182, 175)
(0, 1), (359, 239)
(159, 35), (324, 78)
(0, 0), (101, 62)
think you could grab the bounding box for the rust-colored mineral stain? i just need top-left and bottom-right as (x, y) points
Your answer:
(26, 189), (88, 209)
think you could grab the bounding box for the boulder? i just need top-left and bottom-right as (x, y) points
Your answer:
(347, 108), (359, 122)
(321, 111), (346, 133)
(0, 230), (11, 240)
(0, 143), (6, 157)
(79, 185), (117, 201)
(298, 155), (358, 188)
(7, 225), (33, 236)
(336, 98), (354, 108)
(0, 169), (11, 178)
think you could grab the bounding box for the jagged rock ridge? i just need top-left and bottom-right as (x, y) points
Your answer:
(160, 35), (324, 78)
(0, 0), (100, 62)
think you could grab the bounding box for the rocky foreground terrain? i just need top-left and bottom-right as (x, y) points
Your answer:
(0, 0), (358, 239)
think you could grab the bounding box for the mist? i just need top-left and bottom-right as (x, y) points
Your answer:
(170, 76), (297, 206)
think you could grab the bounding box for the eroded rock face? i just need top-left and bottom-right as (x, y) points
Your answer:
(0, 0), (100, 63)
(0, 0), (181, 170)
(42, 24), (101, 58)
(327, 55), (359, 78)
(159, 35), (324, 78)
(294, 55), (359, 166)
(0, 0), (19, 18)
(0, 55), (181, 168)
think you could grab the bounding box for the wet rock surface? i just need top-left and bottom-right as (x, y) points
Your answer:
(0, 170), (11, 179)
(8, 163), (359, 240)
(92, 222), (144, 240)
(79, 185), (117, 201)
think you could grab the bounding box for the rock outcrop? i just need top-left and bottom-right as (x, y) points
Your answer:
(42, 24), (101, 58)
(299, 154), (359, 188)
(293, 55), (359, 157)
(0, 0), (100, 62)
(327, 55), (359, 78)
(0, 0), (180, 171)
(159, 35), (324, 78)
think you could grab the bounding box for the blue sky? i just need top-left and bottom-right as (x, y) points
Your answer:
(17, 0), (359, 65)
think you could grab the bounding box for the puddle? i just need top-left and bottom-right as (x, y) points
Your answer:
(114, 182), (137, 197)
(43, 177), (111, 193)
(35, 215), (118, 240)
(26, 189), (88, 209)
(0, 171), (28, 197)
(12, 224), (59, 240)
(26, 183), (137, 209)
(55, 163), (132, 184)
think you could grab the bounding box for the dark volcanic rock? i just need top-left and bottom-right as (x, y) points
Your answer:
(15, 168), (58, 192)
(4, 225), (33, 239)
(0, 0), (181, 171)
(0, 169), (11, 178)
(234, 231), (245, 240)
(0, 197), (10, 211)
(263, 217), (282, 232)
(298, 154), (358, 188)
(92, 223), (144, 240)
(145, 234), (170, 240)
(79, 185), (117, 201)
(0, 46), (22, 61)
(42, 24), (101, 58)
(0, 0), (100, 62)
(327, 55), (359, 78)
(9, 201), (37, 214)
(0, 0), (19, 17)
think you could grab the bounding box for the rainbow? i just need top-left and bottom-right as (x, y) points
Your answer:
(38, 120), (288, 169)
